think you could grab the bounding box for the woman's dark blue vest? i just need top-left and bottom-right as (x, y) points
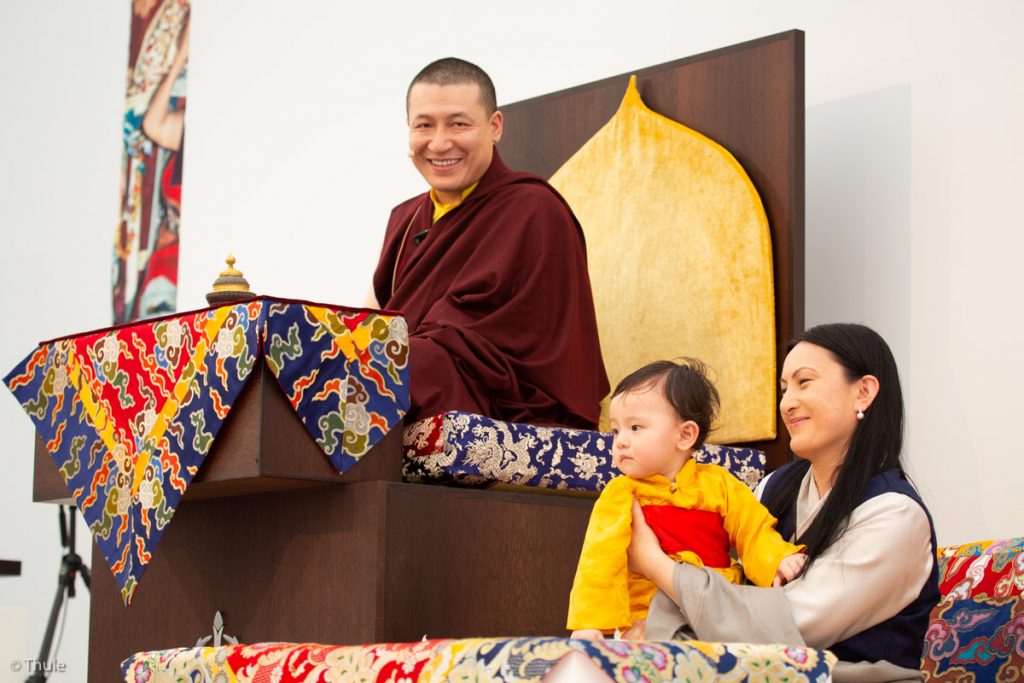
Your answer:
(762, 463), (939, 669)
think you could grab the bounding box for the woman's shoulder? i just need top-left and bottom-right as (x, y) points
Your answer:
(862, 468), (932, 517)
(852, 488), (929, 521)
(847, 475), (934, 546)
(865, 468), (921, 495)
(842, 492), (934, 571)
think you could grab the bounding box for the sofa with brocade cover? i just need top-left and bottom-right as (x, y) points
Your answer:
(921, 537), (1024, 680)
(118, 533), (1023, 682)
(121, 638), (837, 682)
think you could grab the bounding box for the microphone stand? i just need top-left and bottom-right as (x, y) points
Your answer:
(27, 506), (90, 683)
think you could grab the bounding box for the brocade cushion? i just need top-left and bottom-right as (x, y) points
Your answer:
(402, 411), (766, 492)
(122, 638), (836, 682)
(921, 537), (1024, 680)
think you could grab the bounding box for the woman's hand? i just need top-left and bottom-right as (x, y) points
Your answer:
(628, 499), (679, 604)
(627, 499), (662, 577)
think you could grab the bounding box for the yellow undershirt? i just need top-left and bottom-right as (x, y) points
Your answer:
(430, 182), (479, 223)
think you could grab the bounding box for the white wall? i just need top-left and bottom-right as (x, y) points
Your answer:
(1, 3), (126, 681)
(1, 1), (1022, 679)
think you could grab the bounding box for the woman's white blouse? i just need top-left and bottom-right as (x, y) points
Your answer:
(755, 469), (934, 649)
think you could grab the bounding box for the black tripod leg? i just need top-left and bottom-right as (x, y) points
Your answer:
(25, 506), (90, 683)
(27, 576), (67, 683)
(67, 506), (90, 592)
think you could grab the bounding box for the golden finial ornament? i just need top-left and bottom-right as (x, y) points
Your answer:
(206, 255), (256, 306)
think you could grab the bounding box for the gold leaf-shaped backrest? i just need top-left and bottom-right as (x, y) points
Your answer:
(550, 76), (775, 443)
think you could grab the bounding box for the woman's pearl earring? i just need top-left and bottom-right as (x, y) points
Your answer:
(856, 408), (865, 420)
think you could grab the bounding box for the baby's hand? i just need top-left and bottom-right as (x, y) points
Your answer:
(570, 629), (604, 641)
(773, 553), (807, 587)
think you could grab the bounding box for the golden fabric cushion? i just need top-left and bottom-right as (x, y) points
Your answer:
(550, 76), (775, 443)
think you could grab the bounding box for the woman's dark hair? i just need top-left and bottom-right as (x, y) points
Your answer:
(612, 358), (720, 449)
(762, 323), (905, 569)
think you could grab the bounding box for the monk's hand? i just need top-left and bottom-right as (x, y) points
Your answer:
(773, 552), (807, 587)
(628, 498), (661, 577)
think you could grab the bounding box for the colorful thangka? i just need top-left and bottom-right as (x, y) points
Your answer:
(114, 0), (192, 323)
(4, 297), (409, 605)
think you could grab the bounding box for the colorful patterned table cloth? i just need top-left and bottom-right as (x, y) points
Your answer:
(121, 638), (836, 682)
(403, 411), (767, 493)
(922, 537), (1024, 680)
(4, 297), (409, 605)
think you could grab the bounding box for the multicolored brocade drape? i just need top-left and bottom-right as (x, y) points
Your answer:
(922, 537), (1024, 680)
(4, 297), (409, 605)
(121, 638), (836, 682)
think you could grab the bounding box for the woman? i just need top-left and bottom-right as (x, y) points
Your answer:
(628, 323), (938, 680)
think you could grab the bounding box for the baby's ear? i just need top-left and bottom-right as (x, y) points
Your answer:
(677, 420), (699, 450)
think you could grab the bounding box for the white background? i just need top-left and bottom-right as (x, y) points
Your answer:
(1, 1), (1022, 679)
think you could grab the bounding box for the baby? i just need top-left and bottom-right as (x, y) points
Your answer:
(567, 358), (805, 639)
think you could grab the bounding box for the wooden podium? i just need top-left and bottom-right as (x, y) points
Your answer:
(34, 361), (594, 680)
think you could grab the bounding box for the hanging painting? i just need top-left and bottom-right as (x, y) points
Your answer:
(112, 0), (190, 323)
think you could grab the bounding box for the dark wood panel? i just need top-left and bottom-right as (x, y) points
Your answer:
(89, 482), (594, 680)
(33, 437), (72, 504)
(499, 30), (804, 471)
(89, 482), (389, 680)
(383, 484), (593, 640)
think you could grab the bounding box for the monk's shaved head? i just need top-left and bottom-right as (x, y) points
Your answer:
(407, 57), (497, 115)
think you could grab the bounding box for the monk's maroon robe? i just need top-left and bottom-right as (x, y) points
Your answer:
(372, 150), (608, 428)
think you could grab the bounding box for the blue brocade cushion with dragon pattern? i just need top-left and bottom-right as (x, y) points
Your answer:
(402, 411), (766, 493)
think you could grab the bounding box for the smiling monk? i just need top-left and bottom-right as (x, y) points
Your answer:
(370, 58), (608, 428)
